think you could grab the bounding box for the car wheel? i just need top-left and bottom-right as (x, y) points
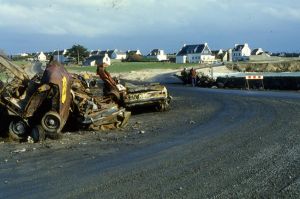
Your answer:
(41, 111), (62, 133)
(8, 120), (27, 141)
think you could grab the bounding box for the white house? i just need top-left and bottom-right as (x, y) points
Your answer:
(37, 52), (47, 62)
(20, 53), (29, 57)
(232, 43), (251, 61)
(176, 43), (215, 64)
(127, 50), (142, 56)
(83, 53), (111, 66)
(251, 48), (264, 55)
(111, 50), (127, 60)
(147, 49), (168, 61)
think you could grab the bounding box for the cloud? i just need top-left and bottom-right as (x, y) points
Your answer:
(263, 6), (300, 21)
(0, 0), (242, 37)
(0, 0), (299, 53)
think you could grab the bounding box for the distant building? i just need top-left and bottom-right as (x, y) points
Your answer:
(251, 48), (264, 55)
(176, 43), (215, 64)
(212, 49), (229, 62)
(53, 49), (69, 63)
(147, 49), (168, 61)
(111, 50), (127, 60)
(127, 50), (142, 56)
(83, 54), (111, 66)
(37, 52), (47, 62)
(232, 43), (251, 61)
(90, 49), (101, 57)
(20, 53), (29, 57)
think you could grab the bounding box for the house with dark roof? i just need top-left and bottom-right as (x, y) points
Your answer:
(176, 43), (215, 64)
(232, 43), (251, 61)
(37, 52), (47, 62)
(90, 50), (101, 56)
(147, 49), (168, 61)
(91, 49), (127, 60)
(251, 48), (264, 55)
(111, 50), (127, 60)
(212, 49), (233, 62)
(83, 54), (111, 66)
(127, 50), (142, 56)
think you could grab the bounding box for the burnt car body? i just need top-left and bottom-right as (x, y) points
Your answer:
(0, 56), (130, 142)
(0, 58), (72, 141)
(121, 83), (171, 111)
(70, 74), (130, 131)
(95, 66), (171, 111)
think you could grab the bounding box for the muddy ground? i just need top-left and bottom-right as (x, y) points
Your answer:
(0, 85), (299, 198)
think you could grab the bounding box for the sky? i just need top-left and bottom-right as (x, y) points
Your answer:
(0, 0), (299, 55)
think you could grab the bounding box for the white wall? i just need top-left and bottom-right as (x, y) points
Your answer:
(112, 52), (127, 60)
(232, 44), (251, 61)
(38, 52), (47, 61)
(176, 56), (186, 64)
(186, 54), (215, 63)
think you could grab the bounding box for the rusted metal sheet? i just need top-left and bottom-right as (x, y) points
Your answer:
(41, 61), (72, 129)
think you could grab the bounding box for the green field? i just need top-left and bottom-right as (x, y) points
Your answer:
(67, 62), (197, 73)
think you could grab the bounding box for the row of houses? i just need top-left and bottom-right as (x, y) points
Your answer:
(83, 49), (169, 66)
(18, 43), (267, 66)
(175, 43), (268, 64)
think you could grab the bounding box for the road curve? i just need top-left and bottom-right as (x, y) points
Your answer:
(0, 86), (299, 198)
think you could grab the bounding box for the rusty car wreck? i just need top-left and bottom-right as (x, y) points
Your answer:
(0, 56), (130, 142)
(0, 55), (171, 143)
(95, 64), (171, 111)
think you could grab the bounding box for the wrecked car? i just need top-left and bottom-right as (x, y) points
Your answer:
(95, 63), (171, 111)
(70, 74), (130, 131)
(0, 56), (72, 141)
(121, 82), (171, 111)
(0, 56), (130, 142)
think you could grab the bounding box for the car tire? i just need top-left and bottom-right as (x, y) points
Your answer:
(8, 120), (27, 141)
(41, 111), (62, 133)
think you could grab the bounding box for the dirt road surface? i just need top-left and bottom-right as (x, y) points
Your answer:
(0, 86), (299, 198)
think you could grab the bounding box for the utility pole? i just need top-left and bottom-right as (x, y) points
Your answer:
(57, 49), (60, 63)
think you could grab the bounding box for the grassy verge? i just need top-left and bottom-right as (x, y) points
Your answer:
(8, 60), (198, 73)
(67, 62), (197, 73)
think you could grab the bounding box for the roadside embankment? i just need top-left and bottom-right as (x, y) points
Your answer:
(226, 60), (300, 72)
(217, 76), (300, 90)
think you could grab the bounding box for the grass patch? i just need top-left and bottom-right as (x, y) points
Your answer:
(67, 62), (197, 73)
(7, 60), (198, 74)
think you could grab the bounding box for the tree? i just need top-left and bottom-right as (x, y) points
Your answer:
(66, 44), (89, 64)
(126, 53), (143, 62)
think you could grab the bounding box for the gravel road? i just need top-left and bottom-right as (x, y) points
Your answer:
(0, 86), (299, 198)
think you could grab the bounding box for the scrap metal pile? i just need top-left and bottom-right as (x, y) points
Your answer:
(0, 56), (171, 142)
(179, 68), (216, 87)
